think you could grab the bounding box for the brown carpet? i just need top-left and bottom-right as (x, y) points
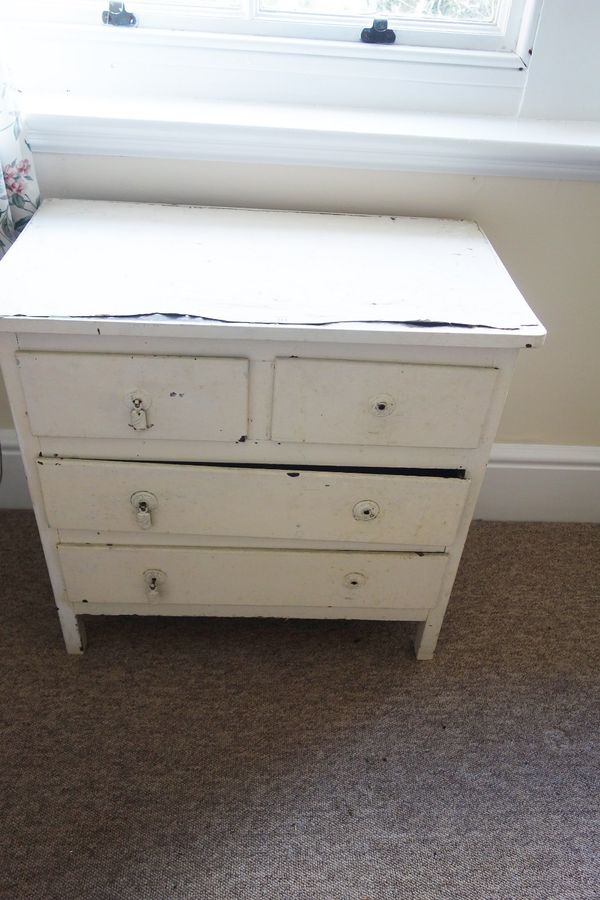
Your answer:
(0, 512), (598, 900)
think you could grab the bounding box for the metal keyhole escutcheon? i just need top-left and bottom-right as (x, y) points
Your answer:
(131, 491), (158, 529)
(144, 569), (165, 600)
(128, 390), (152, 431)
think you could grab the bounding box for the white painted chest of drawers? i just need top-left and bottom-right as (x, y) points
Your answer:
(0, 200), (545, 659)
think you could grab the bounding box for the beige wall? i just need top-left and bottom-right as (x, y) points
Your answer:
(2, 153), (599, 446)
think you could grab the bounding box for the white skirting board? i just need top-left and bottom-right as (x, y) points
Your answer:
(475, 443), (600, 523)
(0, 430), (599, 522)
(0, 430), (29, 510)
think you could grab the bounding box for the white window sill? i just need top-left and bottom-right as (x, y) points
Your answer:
(25, 95), (600, 181)
(3, 20), (530, 121)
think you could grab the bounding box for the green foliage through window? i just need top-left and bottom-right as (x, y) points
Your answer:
(259, 0), (500, 24)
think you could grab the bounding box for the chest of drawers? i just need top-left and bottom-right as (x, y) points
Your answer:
(0, 200), (545, 659)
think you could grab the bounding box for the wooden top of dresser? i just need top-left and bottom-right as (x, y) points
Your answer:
(0, 199), (545, 348)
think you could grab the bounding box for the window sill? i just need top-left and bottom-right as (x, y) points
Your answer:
(3, 20), (528, 118)
(25, 96), (600, 181)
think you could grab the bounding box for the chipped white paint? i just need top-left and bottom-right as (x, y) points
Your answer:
(272, 358), (498, 449)
(0, 200), (545, 334)
(0, 200), (545, 658)
(17, 352), (249, 441)
(58, 545), (448, 613)
(38, 457), (469, 547)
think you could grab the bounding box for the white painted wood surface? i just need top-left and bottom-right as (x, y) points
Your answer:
(3, 316), (546, 348)
(0, 200), (543, 332)
(58, 545), (448, 611)
(38, 458), (469, 547)
(0, 200), (546, 658)
(67, 602), (432, 621)
(17, 352), (249, 441)
(0, 335), (86, 654)
(272, 358), (497, 449)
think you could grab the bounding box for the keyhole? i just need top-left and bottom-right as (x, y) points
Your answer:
(353, 500), (380, 521)
(370, 394), (395, 417)
(344, 572), (366, 588)
(144, 568), (165, 596)
(138, 501), (148, 512)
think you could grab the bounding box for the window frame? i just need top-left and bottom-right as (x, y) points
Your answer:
(101, 0), (531, 53)
(3, 0), (540, 58)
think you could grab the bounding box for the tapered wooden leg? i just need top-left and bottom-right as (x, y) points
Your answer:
(414, 609), (444, 660)
(57, 605), (87, 654)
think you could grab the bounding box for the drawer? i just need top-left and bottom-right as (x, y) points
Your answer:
(58, 544), (448, 611)
(271, 358), (497, 448)
(39, 458), (469, 547)
(17, 352), (248, 442)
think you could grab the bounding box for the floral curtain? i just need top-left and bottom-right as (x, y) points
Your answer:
(1, 66), (40, 260)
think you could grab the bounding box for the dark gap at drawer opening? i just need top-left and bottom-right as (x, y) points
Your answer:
(124, 460), (466, 479)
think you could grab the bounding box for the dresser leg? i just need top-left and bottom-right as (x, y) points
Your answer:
(57, 607), (87, 655)
(414, 612), (443, 660)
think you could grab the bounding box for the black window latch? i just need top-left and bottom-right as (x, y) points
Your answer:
(102, 2), (137, 26)
(361, 17), (396, 44)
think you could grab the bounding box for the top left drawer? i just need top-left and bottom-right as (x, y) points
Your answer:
(16, 352), (249, 441)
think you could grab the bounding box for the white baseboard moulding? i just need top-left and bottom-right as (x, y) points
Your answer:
(475, 442), (600, 523)
(0, 430), (599, 522)
(0, 429), (29, 510)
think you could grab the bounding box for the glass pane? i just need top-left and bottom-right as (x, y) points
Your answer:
(189, 0), (242, 7)
(142, 0), (243, 9)
(259, 1), (501, 24)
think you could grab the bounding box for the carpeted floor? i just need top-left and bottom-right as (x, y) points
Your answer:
(0, 511), (598, 900)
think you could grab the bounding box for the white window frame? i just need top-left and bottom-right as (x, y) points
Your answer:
(74, 0), (536, 55)
(0, 0), (542, 120)
(3, 0), (541, 60)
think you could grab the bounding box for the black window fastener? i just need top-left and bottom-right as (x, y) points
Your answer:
(361, 18), (396, 45)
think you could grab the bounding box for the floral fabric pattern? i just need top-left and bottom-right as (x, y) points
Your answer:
(1, 74), (40, 260)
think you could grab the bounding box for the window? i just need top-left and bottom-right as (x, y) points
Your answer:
(253, 0), (528, 52)
(49, 0), (535, 54)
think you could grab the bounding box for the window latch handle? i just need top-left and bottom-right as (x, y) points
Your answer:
(102, 2), (137, 27)
(361, 18), (396, 45)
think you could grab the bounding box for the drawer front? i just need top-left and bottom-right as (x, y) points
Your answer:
(58, 544), (448, 611)
(271, 358), (497, 448)
(39, 458), (469, 547)
(17, 352), (248, 442)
